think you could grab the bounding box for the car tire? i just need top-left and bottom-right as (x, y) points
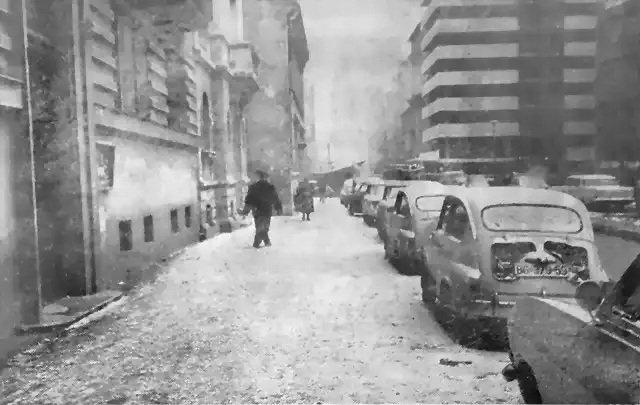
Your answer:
(515, 361), (543, 404)
(420, 274), (435, 305)
(434, 284), (457, 329)
(363, 215), (372, 226)
(348, 204), (354, 216)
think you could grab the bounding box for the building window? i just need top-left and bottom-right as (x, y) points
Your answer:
(143, 215), (154, 242)
(185, 206), (192, 228)
(170, 209), (179, 233)
(119, 220), (133, 251)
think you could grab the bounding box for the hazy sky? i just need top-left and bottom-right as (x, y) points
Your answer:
(300, 0), (422, 170)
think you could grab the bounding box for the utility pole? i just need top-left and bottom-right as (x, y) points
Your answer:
(327, 143), (334, 171)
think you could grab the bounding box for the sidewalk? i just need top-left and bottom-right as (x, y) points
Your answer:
(0, 212), (255, 371)
(0, 291), (123, 371)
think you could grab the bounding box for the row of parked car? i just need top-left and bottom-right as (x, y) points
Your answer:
(341, 176), (640, 404)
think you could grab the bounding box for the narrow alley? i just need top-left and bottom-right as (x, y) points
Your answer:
(0, 199), (520, 404)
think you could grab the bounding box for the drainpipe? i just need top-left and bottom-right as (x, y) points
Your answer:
(72, 0), (97, 295)
(20, 0), (42, 323)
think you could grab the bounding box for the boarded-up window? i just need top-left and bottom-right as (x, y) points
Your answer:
(143, 215), (154, 242)
(184, 206), (192, 228)
(119, 220), (132, 251)
(170, 209), (179, 233)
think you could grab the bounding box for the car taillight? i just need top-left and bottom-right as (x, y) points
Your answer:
(566, 264), (590, 283)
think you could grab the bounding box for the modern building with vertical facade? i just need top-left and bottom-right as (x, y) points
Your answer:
(595, 0), (640, 182)
(400, 22), (427, 161)
(243, 0), (309, 215)
(0, 0), (261, 339)
(420, 0), (598, 175)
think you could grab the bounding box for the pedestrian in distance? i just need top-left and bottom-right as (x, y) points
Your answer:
(318, 183), (327, 203)
(340, 172), (356, 207)
(320, 184), (334, 203)
(294, 177), (315, 221)
(238, 169), (283, 248)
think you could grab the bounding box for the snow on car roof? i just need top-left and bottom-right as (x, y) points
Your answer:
(567, 174), (616, 180)
(451, 186), (585, 210)
(401, 181), (453, 198)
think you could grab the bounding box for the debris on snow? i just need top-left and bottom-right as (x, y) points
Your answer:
(439, 358), (473, 367)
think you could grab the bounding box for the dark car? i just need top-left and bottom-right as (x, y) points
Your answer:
(343, 177), (382, 216)
(503, 255), (640, 404)
(375, 180), (407, 243)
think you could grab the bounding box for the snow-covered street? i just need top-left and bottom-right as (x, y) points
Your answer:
(1, 198), (521, 404)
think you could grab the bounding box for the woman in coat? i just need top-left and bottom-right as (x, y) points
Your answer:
(295, 178), (315, 221)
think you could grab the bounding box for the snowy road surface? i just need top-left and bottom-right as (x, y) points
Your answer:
(2, 198), (536, 404)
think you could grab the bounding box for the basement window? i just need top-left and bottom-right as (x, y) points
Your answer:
(143, 215), (154, 242)
(119, 220), (132, 251)
(185, 206), (192, 228)
(170, 209), (179, 233)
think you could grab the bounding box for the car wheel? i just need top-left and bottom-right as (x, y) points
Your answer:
(348, 204), (354, 216)
(515, 361), (543, 404)
(434, 284), (457, 329)
(420, 274), (436, 305)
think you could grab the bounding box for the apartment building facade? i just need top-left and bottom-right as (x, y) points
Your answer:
(400, 23), (428, 161)
(420, 0), (599, 175)
(595, 0), (640, 181)
(0, 0), (261, 336)
(242, 0), (309, 215)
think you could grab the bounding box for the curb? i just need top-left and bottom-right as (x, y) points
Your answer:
(15, 292), (124, 335)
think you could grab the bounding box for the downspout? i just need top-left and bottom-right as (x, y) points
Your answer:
(72, 0), (97, 295)
(20, 0), (42, 322)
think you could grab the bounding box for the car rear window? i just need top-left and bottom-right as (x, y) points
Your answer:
(481, 204), (583, 233)
(415, 195), (445, 212)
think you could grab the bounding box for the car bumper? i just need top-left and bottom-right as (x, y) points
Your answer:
(465, 298), (515, 323)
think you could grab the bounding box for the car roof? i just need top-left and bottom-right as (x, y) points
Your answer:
(446, 186), (586, 210)
(382, 180), (407, 187)
(400, 181), (454, 198)
(356, 177), (384, 184)
(568, 174), (615, 180)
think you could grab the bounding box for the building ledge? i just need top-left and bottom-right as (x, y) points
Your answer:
(95, 108), (205, 149)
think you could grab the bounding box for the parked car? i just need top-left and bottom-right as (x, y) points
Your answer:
(375, 180), (408, 243)
(362, 181), (387, 226)
(416, 186), (608, 344)
(436, 171), (467, 186)
(552, 174), (634, 212)
(343, 177), (383, 216)
(510, 173), (549, 189)
(503, 254), (639, 404)
(340, 177), (358, 207)
(384, 181), (451, 275)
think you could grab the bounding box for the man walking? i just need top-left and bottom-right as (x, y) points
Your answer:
(239, 169), (283, 248)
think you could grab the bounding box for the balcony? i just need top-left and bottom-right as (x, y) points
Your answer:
(228, 42), (259, 106)
(193, 33), (230, 73)
(111, 0), (212, 33)
(229, 43), (258, 80)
